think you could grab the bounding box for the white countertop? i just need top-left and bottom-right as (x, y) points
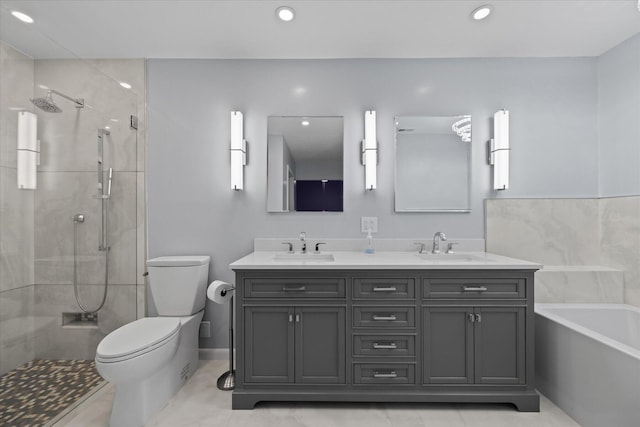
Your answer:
(230, 251), (541, 270)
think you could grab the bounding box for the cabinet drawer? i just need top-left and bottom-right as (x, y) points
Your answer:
(353, 334), (416, 357)
(353, 278), (415, 300)
(353, 306), (415, 328)
(245, 278), (345, 298)
(423, 278), (525, 299)
(354, 363), (416, 385)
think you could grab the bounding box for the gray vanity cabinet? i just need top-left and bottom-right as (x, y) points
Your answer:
(233, 269), (538, 412)
(244, 306), (346, 384)
(423, 306), (525, 385)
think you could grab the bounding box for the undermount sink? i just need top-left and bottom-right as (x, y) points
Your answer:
(274, 253), (335, 262)
(415, 253), (484, 262)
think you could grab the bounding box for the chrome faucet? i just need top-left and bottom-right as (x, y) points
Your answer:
(299, 232), (307, 254)
(432, 232), (447, 254)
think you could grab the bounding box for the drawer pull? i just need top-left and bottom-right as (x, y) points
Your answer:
(282, 285), (306, 292)
(373, 342), (397, 349)
(463, 286), (488, 292)
(372, 286), (397, 292)
(373, 371), (397, 379)
(372, 315), (397, 321)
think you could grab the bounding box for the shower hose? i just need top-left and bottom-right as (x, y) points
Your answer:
(72, 200), (110, 314)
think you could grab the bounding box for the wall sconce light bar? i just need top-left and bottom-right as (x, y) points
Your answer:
(489, 109), (509, 190)
(361, 110), (377, 191)
(230, 111), (246, 191)
(17, 111), (38, 190)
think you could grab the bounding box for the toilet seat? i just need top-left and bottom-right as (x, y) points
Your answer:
(96, 317), (180, 363)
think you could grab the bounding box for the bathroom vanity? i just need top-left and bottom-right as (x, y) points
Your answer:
(230, 251), (540, 411)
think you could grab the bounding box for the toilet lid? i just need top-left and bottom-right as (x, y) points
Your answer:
(96, 317), (180, 359)
(147, 256), (210, 267)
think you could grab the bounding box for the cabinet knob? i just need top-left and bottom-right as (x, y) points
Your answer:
(372, 286), (397, 292)
(282, 285), (306, 292)
(468, 313), (475, 323)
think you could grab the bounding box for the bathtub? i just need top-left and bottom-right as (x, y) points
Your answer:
(535, 304), (640, 427)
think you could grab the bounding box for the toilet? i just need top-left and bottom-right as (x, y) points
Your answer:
(95, 255), (210, 427)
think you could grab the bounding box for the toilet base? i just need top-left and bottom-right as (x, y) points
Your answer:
(108, 311), (203, 427)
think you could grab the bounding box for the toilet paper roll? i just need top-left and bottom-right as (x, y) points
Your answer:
(207, 280), (235, 304)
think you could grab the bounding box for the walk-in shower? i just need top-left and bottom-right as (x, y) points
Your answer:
(30, 89), (84, 113)
(33, 91), (113, 315)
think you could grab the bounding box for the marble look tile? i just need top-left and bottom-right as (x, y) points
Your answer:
(33, 283), (136, 360)
(486, 199), (600, 265)
(0, 285), (35, 375)
(86, 59), (147, 173)
(0, 167), (35, 293)
(600, 196), (640, 308)
(35, 171), (137, 285)
(0, 41), (35, 168)
(535, 267), (624, 303)
(53, 360), (580, 427)
(33, 59), (138, 173)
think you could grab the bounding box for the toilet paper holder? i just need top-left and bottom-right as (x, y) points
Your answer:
(207, 281), (236, 391)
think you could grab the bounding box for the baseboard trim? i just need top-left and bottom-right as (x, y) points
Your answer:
(199, 348), (234, 360)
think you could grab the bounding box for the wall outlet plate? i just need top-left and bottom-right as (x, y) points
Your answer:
(361, 216), (378, 233)
(199, 321), (211, 338)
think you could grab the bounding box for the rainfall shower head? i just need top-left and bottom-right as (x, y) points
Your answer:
(30, 90), (84, 113)
(31, 92), (62, 113)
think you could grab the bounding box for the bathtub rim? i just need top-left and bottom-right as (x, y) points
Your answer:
(535, 303), (640, 360)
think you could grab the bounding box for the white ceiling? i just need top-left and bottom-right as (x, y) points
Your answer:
(1, 0), (639, 59)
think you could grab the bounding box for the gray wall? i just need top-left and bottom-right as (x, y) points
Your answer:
(147, 57), (599, 348)
(598, 33), (640, 197)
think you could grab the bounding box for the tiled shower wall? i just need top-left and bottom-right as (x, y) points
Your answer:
(0, 41), (36, 374)
(0, 40), (146, 372)
(32, 58), (146, 360)
(486, 196), (640, 308)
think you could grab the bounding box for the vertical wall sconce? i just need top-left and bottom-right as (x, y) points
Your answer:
(361, 110), (377, 191)
(17, 111), (38, 190)
(230, 111), (247, 191)
(489, 109), (509, 190)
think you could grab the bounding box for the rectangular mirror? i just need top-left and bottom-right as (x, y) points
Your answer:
(267, 116), (344, 212)
(395, 115), (471, 212)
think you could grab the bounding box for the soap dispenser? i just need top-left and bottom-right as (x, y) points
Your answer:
(364, 231), (375, 254)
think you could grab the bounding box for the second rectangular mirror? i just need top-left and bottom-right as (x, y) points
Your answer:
(267, 116), (344, 212)
(395, 115), (472, 212)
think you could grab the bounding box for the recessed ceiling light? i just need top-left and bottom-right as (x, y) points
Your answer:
(301, 120), (310, 126)
(11, 11), (34, 23)
(119, 81), (132, 89)
(471, 5), (493, 21)
(276, 6), (295, 22)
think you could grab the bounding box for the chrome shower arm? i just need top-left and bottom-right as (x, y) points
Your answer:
(50, 89), (84, 108)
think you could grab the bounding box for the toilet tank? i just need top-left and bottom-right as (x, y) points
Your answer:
(146, 256), (210, 316)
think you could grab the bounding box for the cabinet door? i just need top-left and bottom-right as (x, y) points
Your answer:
(423, 307), (474, 384)
(295, 307), (346, 384)
(244, 307), (294, 383)
(474, 307), (526, 385)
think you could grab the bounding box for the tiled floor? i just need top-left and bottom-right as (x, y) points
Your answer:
(53, 360), (581, 427)
(0, 359), (105, 427)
